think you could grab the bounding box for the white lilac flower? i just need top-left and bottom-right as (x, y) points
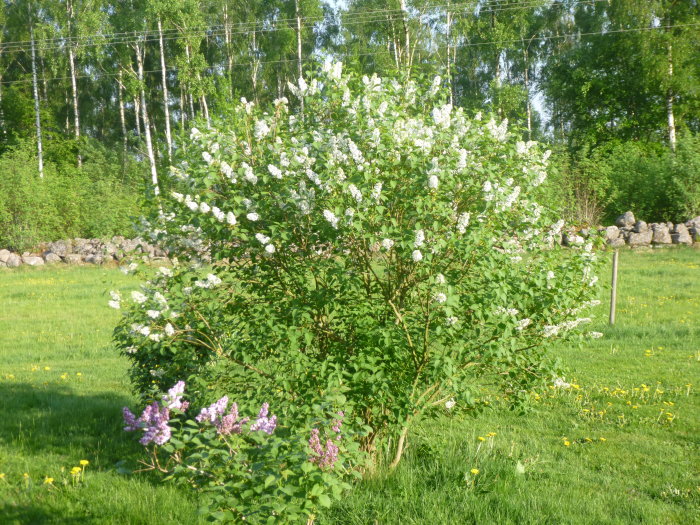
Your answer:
(138, 325), (151, 337)
(377, 101), (388, 115)
(323, 210), (339, 229)
(268, 164), (282, 179)
(414, 230), (425, 248)
(226, 212), (237, 225)
(445, 398), (456, 410)
(108, 300), (120, 309)
(158, 267), (173, 278)
(131, 291), (148, 304)
(348, 184), (363, 203)
(553, 377), (571, 389)
(495, 307), (520, 316)
(186, 200), (199, 212)
(516, 318), (532, 331)
(546, 271), (555, 280)
(428, 175), (439, 189)
(120, 262), (138, 275)
(457, 212), (470, 234)
(429, 75), (442, 96)
(164, 323), (175, 337)
(434, 293), (447, 304)
(255, 233), (271, 244)
(243, 163), (258, 184)
(264, 244), (276, 254)
(254, 119), (271, 139)
(125, 346), (137, 355)
(371, 182), (383, 201)
(202, 151), (213, 164)
(412, 249), (423, 262)
(436, 273), (446, 284)
(446, 316), (458, 326)
(190, 127), (201, 140)
(588, 275), (599, 287)
(171, 192), (184, 202)
(212, 207), (225, 222)
(381, 238), (394, 250)
(110, 291), (121, 302)
(149, 333), (163, 342)
(146, 310), (161, 319)
(207, 274), (222, 286)
(543, 325), (560, 338)
(220, 161), (234, 179)
(199, 202), (211, 214)
(247, 212), (259, 222)
(589, 331), (604, 339)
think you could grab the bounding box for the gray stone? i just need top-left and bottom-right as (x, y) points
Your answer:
(0, 249), (11, 263)
(6, 253), (22, 267)
(604, 225), (620, 242)
(671, 224), (693, 245)
(651, 226), (672, 245)
(84, 254), (104, 265)
(633, 221), (648, 233)
(690, 227), (699, 243)
(44, 252), (63, 264)
(628, 230), (653, 247)
(685, 216), (700, 229)
(616, 211), (635, 228)
(64, 254), (83, 264)
(562, 232), (584, 246)
(667, 221), (675, 230)
(609, 237), (626, 248)
(47, 240), (72, 257)
(0, 260), (5, 267)
(22, 255), (44, 266)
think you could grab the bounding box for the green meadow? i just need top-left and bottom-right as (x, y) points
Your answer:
(0, 249), (698, 524)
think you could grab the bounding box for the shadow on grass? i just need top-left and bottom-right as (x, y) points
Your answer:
(0, 381), (139, 465)
(0, 502), (91, 525)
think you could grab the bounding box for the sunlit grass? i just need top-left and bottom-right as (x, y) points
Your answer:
(0, 249), (698, 524)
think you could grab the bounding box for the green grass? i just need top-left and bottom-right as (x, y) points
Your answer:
(1, 250), (699, 524)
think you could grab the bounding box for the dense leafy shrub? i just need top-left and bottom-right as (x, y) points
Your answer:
(113, 65), (602, 519)
(0, 140), (146, 251)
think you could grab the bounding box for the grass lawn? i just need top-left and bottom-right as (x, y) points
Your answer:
(0, 249), (698, 524)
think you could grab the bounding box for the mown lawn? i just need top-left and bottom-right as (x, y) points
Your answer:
(0, 249), (698, 524)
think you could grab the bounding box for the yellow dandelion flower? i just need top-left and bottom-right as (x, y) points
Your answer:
(76, 372), (82, 377)
(470, 468), (480, 475)
(60, 373), (68, 380)
(564, 441), (571, 447)
(80, 460), (89, 466)
(43, 366), (51, 371)
(599, 437), (607, 442)
(43, 477), (54, 485)
(0, 473), (5, 480)
(23, 473), (29, 479)
(70, 467), (81, 475)
(477, 436), (485, 442)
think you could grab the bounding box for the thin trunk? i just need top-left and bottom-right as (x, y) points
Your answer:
(523, 46), (531, 140)
(157, 18), (173, 162)
(29, 20), (44, 178)
(667, 42), (676, 151)
(446, 4), (453, 106)
(64, 91), (70, 133)
(135, 39), (159, 196)
(67, 0), (81, 166)
(118, 68), (128, 155)
(389, 20), (400, 68)
(179, 87), (186, 132)
(184, 44), (196, 119)
(388, 425), (410, 470)
(251, 30), (259, 103)
(200, 93), (210, 126)
(399, 0), (410, 68)
(0, 71), (5, 139)
(223, 4), (233, 97)
(295, 0), (304, 115)
(134, 95), (141, 136)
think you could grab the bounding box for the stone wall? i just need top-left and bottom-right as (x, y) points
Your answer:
(1, 212), (698, 268)
(563, 212), (700, 249)
(0, 237), (165, 268)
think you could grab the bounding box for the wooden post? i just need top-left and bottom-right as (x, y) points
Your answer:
(609, 250), (619, 325)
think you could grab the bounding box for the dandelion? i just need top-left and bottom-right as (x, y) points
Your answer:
(43, 477), (54, 485)
(80, 460), (89, 467)
(564, 441), (571, 447)
(478, 436), (485, 442)
(470, 468), (480, 475)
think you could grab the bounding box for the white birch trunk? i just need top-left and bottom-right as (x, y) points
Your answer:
(157, 18), (173, 162)
(135, 40), (159, 196)
(67, 0), (81, 166)
(667, 43), (676, 151)
(295, 0), (304, 115)
(399, 0), (410, 68)
(30, 21), (44, 178)
(117, 68), (127, 155)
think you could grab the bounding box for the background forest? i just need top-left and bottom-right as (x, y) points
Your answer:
(0, 0), (699, 251)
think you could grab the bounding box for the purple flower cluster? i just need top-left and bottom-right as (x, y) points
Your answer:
(162, 380), (189, 411)
(123, 402), (172, 446)
(196, 396), (230, 423)
(309, 412), (344, 470)
(249, 403), (277, 435)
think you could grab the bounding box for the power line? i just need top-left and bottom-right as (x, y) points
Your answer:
(2, 0), (608, 53)
(1, 20), (696, 87)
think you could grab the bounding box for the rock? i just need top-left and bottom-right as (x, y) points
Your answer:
(685, 216), (700, 229)
(84, 254), (104, 265)
(562, 232), (584, 246)
(616, 211), (635, 228)
(671, 223), (693, 245)
(609, 237), (626, 248)
(44, 252), (63, 264)
(64, 254), (83, 264)
(0, 249), (11, 263)
(690, 227), (699, 243)
(633, 221), (648, 233)
(0, 260), (5, 267)
(651, 226), (672, 245)
(47, 240), (72, 257)
(628, 230), (653, 247)
(22, 255), (45, 266)
(604, 225), (620, 243)
(6, 253), (22, 267)
(667, 221), (674, 230)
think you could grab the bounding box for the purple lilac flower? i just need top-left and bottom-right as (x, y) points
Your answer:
(123, 402), (172, 446)
(331, 411), (344, 436)
(249, 403), (277, 434)
(308, 428), (340, 470)
(162, 381), (187, 411)
(196, 396), (229, 423)
(215, 403), (250, 436)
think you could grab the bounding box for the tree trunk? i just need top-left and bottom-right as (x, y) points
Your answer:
(135, 39), (159, 197)
(179, 87), (186, 132)
(523, 46), (532, 140)
(295, 0), (304, 115)
(29, 20), (44, 178)
(157, 17), (173, 163)
(223, 4), (233, 97)
(446, 4), (453, 105)
(117, 68), (128, 156)
(134, 94), (141, 136)
(67, 0), (81, 166)
(666, 42), (676, 151)
(399, 0), (410, 68)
